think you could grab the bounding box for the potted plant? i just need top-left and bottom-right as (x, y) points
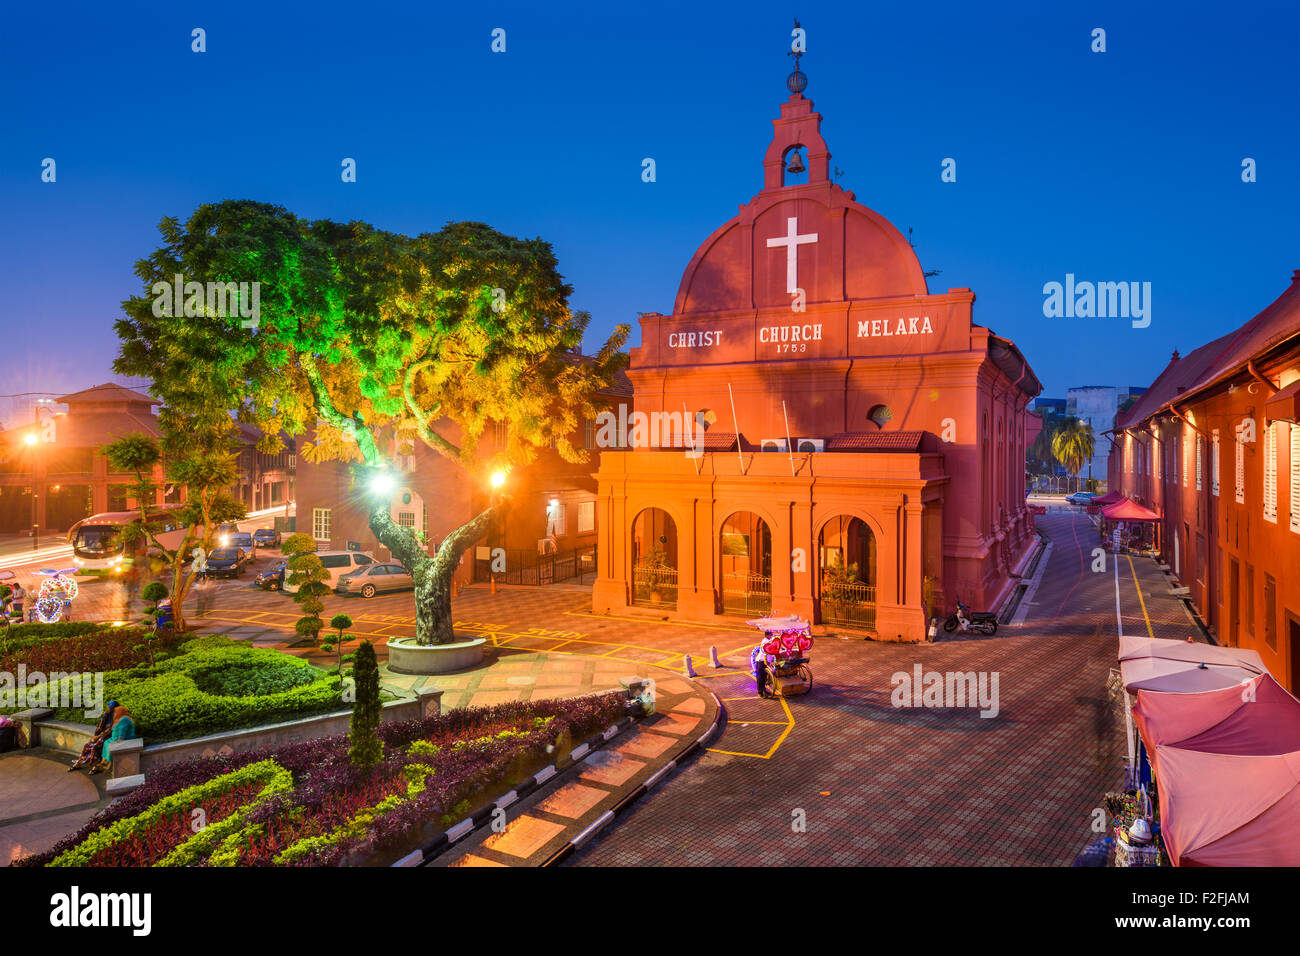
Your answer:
(643, 546), (669, 604)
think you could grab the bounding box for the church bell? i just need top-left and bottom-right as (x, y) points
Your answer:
(786, 150), (806, 175)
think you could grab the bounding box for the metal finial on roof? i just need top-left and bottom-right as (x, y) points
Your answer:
(787, 18), (807, 94)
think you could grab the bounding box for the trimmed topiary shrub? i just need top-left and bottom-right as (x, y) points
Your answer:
(348, 641), (382, 769)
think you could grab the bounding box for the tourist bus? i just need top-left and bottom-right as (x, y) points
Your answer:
(66, 505), (191, 575)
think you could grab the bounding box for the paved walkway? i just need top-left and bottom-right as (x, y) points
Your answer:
(435, 675), (717, 867)
(0, 749), (112, 865)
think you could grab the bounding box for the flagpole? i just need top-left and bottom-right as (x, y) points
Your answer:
(727, 383), (744, 472)
(782, 400), (796, 477)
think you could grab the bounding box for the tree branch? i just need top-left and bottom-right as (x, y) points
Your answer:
(402, 360), (461, 462)
(300, 353), (383, 466)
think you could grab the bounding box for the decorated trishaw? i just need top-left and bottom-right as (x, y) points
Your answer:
(746, 614), (813, 697)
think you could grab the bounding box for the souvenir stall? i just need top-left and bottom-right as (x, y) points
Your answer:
(1100, 497), (1161, 553)
(745, 614), (813, 697)
(1087, 637), (1271, 866)
(1132, 672), (1300, 866)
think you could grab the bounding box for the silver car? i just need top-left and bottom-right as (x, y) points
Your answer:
(336, 562), (414, 598)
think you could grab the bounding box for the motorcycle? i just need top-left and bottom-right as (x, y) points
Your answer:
(942, 600), (998, 635)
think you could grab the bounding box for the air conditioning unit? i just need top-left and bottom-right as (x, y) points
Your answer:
(760, 438), (788, 452)
(795, 438), (825, 453)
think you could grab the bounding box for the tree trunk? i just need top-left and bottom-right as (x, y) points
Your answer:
(369, 498), (509, 645)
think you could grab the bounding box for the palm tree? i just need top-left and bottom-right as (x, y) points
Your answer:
(1052, 418), (1096, 493)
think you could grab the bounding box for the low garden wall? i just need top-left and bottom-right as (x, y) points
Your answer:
(14, 686), (443, 783)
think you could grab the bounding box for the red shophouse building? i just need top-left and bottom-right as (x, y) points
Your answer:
(1109, 269), (1300, 692)
(591, 83), (1042, 642)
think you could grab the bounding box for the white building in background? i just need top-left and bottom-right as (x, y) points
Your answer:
(1067, 385), (1146, 484)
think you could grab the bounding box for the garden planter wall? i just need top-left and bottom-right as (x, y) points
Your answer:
(16, 687), (445, 781)
(386, 636), (487, 675)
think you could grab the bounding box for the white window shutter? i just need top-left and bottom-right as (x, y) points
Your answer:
(1290, 425), (1300, 533)
(1211, 430), (1220, 497)
(1264, 423), (1278, 522)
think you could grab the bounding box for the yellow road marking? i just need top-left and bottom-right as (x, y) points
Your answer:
(563, 609), (752, 632)
(1126, 554), (1156, 640)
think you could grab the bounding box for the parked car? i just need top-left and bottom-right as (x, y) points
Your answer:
(283, 551), (375, 594)
(202, 546), (251, 578)
(253, 528), (282, 548)
(227, 531), (256, 554)
(336, 562), (414, 598)
(255, 560), (287, 591)
(216, 522), (240, 539)
(1066, 491), (1099, 505)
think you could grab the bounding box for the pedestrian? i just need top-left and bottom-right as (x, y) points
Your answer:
(752, 645), (771, 699)
(69, 700), (118, 772)
(90, 703), (136, 776)
(9, 581), (24, 623)
(122, 558), (141, 616)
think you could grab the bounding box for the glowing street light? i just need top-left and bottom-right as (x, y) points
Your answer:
(370, 471), (395, 494)
(490, 470), (507, 490)
(23, 433), (36, 446)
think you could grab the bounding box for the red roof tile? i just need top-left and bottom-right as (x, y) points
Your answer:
(826, 431), (925, 451)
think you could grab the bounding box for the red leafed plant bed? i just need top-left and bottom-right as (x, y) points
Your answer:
(1, 626), (171, 674)
(21, 693), (629, 868)
(87, 778), (268, 867)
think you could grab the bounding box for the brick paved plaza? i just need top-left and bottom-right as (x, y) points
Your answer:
(1, 504), (1209, 866)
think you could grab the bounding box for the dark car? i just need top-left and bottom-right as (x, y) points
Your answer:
(204, 547), (251, 578)
(253, 528), (282, 548)
(255, 560), (287, 591)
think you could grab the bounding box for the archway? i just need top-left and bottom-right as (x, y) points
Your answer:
(631, 508), (678, 608)
(719, 511), (772, 616)
(817, 515), (877, 630)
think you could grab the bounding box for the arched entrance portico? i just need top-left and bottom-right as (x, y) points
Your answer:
(631, 507), (678, 608)
(817, 515), (877, 630)
(719, 510), (772, 616)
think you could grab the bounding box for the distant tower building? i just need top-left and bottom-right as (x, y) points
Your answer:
(1066, 385), (1147, 483)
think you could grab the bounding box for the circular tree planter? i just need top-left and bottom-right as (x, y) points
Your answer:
(386, 636), (487, 675)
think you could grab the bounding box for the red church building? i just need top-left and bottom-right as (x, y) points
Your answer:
(592, 78), (1041, 642)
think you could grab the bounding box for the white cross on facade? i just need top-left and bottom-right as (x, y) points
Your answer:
(766, 216), (818, 294)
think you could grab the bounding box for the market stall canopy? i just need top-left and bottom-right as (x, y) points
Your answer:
(1118, 635), (1265, 693)
(1101, 497), (1161, 521)
(1091, 490), (1125, 507)
(1133, 673), (1300, 773)
(1152, 746), (1300, 866)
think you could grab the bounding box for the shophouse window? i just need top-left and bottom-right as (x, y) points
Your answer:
(1246, 564), (1255, 637)
(1264, 422), (1278, 523)
(312, 507), (331, 541)
(1291, 425), (1300, 534)
(1195, 435), (1203, 491)
(1211, 430), (1220, 496)
(1235, 428), (1245, 504)
(1264, 574), (1277, 650)
(577, 500), (595, 533)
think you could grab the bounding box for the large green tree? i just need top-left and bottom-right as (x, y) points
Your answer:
(114, 200), (628, 645)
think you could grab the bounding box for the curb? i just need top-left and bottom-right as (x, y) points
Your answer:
(391, 717), (635, 867)
(538, 688), (723, 867)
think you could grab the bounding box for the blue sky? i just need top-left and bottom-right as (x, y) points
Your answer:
(2, 0), (1296, 424)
